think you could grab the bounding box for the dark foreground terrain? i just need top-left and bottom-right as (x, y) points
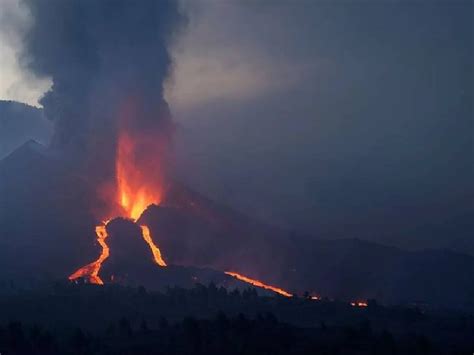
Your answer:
(0, 283), (473, 355)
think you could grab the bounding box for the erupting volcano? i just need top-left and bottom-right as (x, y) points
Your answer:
(32, 0), (293, 297)
(68, 124), (292, 297)
(0, 0), (299, 299)
(1, 6), (472, 342)
(69, 128), (169, 284)
(66, 130), (292, 297)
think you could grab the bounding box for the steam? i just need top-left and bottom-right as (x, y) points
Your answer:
(21, 0), (184, 181)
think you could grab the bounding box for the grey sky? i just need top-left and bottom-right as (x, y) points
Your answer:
(0, 0), (51, 105)
(171, 0), (473, 250)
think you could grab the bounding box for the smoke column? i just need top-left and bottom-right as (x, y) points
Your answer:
(21, 0), (184, 188)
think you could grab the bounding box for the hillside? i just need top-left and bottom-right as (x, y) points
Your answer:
(0, 100), (52, 159)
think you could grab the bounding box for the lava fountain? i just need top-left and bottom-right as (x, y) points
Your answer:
(69, 128), (167, 284)
(116, 131), (164, 221)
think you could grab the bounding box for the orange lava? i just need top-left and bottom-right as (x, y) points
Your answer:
(113, 130), (168, 269)
(225, 271), (293, 297)
(116, 131), (163, 222)
(140, 225), (167, 266)
(69, 223), (110, 285)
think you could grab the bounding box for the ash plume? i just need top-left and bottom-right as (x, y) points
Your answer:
(21, 0), (184, 182)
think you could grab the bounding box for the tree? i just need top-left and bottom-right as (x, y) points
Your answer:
(70, 328), (88, 353)
(119, 317), (133, 338)
(159, 316), (169, 329)
(140, 319), (149, 333)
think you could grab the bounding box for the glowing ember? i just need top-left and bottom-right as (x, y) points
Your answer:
(225, 271), (293, 297)
(69, 222), (110, 285)
(140, 225), (167, 266)
(351, 301), (368, 307)
(116, 131), (163, 221)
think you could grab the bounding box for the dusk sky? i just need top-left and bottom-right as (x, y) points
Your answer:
(0, 0), (472, 250)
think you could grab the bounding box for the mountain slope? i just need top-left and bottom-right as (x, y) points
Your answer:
(0, 100), (52, 159)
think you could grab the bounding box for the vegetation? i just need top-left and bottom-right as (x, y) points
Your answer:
(0, 282), (472, 354)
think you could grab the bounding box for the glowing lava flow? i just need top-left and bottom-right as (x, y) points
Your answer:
(69, 223), (110, 285)
(140, 225), (167, 266)
(68, 221), (166, 284)
(225, 271), (293, 297)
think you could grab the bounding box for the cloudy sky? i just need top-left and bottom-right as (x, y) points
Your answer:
(0, 0), (472, 249)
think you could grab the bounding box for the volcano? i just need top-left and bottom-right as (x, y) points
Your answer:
(0, 135), (295, 297)
(1, 139), (474, 309)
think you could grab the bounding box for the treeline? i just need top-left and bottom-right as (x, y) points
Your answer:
(0, 312), (461, 355)
(0, 282), (472, 354)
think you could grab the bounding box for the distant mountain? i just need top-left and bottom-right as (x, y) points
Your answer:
(1, 132), (473, 310)
(0, 139), (98, 283)
(0, 100), (52, 159)
(142, 191), (474, 310)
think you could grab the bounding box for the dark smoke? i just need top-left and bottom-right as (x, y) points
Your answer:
(22, 0), (184, 181)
